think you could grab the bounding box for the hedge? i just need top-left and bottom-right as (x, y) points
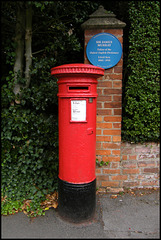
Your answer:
(122, 1), (160, 143)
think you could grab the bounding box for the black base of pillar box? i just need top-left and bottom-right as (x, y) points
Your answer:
(58, 178), (96, 223)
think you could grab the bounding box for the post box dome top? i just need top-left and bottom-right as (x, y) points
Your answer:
(51, 63), (104, 77)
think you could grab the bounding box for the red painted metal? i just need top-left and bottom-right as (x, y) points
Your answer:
(51, 64), (104, 184)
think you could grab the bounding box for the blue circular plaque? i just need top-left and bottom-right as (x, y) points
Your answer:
(86, 33), (122, 69)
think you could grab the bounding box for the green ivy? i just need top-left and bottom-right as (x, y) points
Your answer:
(1, 71), (59, 216)
(96, 159), (109, 167)
(122, 1), (160, 143)
(1, 0), (100, 217)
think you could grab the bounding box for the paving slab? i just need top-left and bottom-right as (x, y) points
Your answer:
(1, 196), (105, 239)
(100, 189), (160, 239)
(1, 189), (160, 239)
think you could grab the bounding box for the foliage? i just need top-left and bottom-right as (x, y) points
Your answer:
(1, 1), (99, 217)
(122, 1), (160, 143)
(1, 100), (59, 216)
(96, 158), (109, 167)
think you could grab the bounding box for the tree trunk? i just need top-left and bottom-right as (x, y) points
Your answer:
(25, 2), (32, 88)
(13, 2), (32, 100)
(13, 2), (25, 96)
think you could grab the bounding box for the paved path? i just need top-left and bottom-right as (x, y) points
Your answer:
(1, 189), (160, 238)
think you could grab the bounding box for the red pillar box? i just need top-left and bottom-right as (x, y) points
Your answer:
(51, 63), (104, 222)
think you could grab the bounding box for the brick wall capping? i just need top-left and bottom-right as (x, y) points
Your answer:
(81, 5), (126, 30)
(89, 5), (116, 18)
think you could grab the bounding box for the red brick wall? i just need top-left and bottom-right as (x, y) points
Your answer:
(96, 142), (160, 190)
(121, 142), (160, 189)
(84, 29), (123, 188)
(84, 29), (160, 190)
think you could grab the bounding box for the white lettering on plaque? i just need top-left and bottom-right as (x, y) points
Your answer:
(71, 100), (86, 121)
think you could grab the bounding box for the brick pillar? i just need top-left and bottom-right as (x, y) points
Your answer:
(81, 5), (126, 189)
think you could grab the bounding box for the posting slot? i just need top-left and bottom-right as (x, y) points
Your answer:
(68, 86), (89, 92)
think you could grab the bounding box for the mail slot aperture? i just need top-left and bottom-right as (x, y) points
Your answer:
(69, 86), (89, 90)
(68, 86), (89, 92)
